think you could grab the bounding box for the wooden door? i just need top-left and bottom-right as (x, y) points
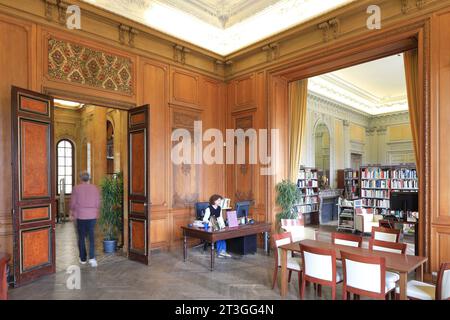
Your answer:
(128, 105), (149, 264)
(11, 86), (55, 286)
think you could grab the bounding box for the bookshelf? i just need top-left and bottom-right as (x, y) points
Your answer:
(359, 164), (418, 215)
(337, 168), (359, 200)
(296, 167), (320, 225)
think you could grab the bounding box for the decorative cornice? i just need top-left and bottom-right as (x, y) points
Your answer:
(318, 21), (330, 42)
(262, 42), (280, 62)
(328, 18), (340, 39)
(173, 45), (191, 65)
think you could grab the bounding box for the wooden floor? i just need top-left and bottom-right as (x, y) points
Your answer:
(8, 221), (415, 300)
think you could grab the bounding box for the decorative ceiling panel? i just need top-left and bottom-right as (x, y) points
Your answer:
(81, 0), (355, 55)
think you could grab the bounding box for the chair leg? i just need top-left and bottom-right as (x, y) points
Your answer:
(318, 284), (322, 297)
(354, 294), (360, 300)
(298, 271), (302, 299)
(390, 290), (396, 300)
(272, 266), (278, 290)
(301, 277), (306, 300)
(288, 270), (292, 283)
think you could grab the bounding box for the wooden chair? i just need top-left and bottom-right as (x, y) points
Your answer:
(371, 226), (400, 243)
(331, 232), (362, 248)
(369, 238), (406, 298)
(341, 250), (396, 300)
(272, 232), (302, 297)
(369, 239), (406, 254)
(395, 262), (450, 300)
(0, 253), (10, 300)
(299, 244), (342, 300)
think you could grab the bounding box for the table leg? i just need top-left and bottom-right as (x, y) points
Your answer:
(264, 232), (270, 255)
(416, 263), (424, 282)
(399, 272), (408, 300)
(183, 232), (187, 262)
(280, 248), (287, 297)
(210, 242), (215, 271)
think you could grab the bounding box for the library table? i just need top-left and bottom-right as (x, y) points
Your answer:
(278, 239), (427, 300)
(182, 222), (271, 271)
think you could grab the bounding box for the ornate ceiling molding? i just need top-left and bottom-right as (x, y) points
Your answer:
(308, 73), (408, 115)
(81, 0), (355, 55)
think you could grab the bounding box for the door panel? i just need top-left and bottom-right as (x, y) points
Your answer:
(128, 105), (149, 264)
(11, 86), (55, 286)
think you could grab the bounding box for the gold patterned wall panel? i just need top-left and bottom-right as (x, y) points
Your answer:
(47, 37), (133, 95)
(233, 115), (254, 202)
(171, 107), (201, 208)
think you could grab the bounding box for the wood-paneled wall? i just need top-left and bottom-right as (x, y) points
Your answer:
(0, 10), (226, 256)
(1, 0), (450, 273)
(430, 9), (450, 271)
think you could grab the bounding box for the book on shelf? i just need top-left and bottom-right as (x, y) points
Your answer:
(359, 164), (418, 215)
(220, 198), (231, 209)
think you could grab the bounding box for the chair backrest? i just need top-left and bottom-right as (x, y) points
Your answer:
(371, 226), (400, 243)
(331, 232), (362, 248)
(378, 220), (394, 228)
(300, 244), (336, 283)
(436, 262), (450, 300)
(273, 232), (292, 266)
(341, 250), (386, 296)
(369, 239), (406, 254)
(195, 202), (209, 220)
(281, 225), (317, 242)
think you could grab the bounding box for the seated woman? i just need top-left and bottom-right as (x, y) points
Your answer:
(202, 194), (231, 258)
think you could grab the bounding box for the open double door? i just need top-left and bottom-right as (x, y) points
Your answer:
(10, 86), (149, 286)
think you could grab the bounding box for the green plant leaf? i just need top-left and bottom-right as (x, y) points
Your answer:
(99, 172), (124, 241)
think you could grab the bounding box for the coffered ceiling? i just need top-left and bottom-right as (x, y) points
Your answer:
(308, 53), (408, 116)
(81, 0), (355, 55)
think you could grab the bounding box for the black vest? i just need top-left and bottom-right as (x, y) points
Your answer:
(207, 205), (221, 219)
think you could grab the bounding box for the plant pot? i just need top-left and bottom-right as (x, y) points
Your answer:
(103, 239), (117, 253)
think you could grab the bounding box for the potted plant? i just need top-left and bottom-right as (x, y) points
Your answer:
(275, 179), (301, 230)
(99, 172), (123, 253)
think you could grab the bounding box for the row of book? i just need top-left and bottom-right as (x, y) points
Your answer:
(361, 180), (390, 189)
(298, 171), (318, 180)
(361, 189), (390, 199)
(391, 168), (417, 179)
(296, 204), (320, 214)
(297, 196), (319, 205)
(345, 171), (358, 179)
(297, 180), (318, 188)
(391, 179), (418, 190)
(361, 168), (390, 179)
(362, 198), (390, 208)
(299, 188), (317, 196)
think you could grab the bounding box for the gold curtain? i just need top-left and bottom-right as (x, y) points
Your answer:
(289, 79), (308, 182)
(404, 49), (420, 172)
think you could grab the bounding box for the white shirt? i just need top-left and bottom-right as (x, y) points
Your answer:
(202, 206), (223, 223)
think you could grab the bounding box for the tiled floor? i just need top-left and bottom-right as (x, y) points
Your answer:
(8, 222), (415, 300)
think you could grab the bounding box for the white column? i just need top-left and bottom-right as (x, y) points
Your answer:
(343, 120), (350, 168)
(376, 126), (388, 164)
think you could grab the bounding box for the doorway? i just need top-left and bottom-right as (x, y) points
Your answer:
(10, 88), (150, 286)
(269, 23), (428, 264)
(53, 99), (128, 271)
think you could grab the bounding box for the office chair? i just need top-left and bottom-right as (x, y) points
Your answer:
(193, 202), (209, 251)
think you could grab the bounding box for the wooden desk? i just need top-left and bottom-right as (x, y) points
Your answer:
(278, 239), (427, 300)
(0, 252), (10, 300)
(182, 222), (271, 271)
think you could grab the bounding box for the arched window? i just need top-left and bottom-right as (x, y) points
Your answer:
(57, 139), (74, 194)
